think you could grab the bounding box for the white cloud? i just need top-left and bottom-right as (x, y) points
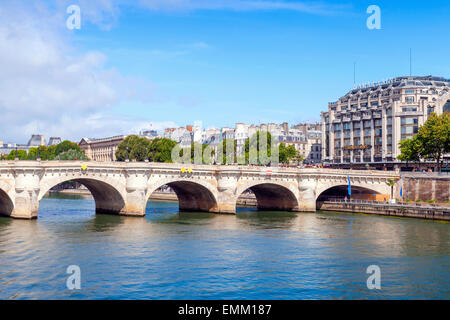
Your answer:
(0, 1), (171, 144)
(138, 0), (348, 15)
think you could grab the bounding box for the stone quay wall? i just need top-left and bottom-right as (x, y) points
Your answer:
(401, 173), (450, 203)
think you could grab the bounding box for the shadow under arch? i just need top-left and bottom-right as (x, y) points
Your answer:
(316, 185), (380, 203)
(0, 189), (14, 217)
(149, 181), (218, 212)
(41, 179), (126, 215)
(237, 183), (299, 212)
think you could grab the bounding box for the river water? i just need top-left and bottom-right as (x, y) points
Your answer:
(0, 194), (448, 300)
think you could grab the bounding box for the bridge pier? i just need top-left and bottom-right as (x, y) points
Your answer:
(120, 170), (149, 217)
(10, 169), (42, 219)
(297, 179), (317, 212)
(11, 189), (39, 219)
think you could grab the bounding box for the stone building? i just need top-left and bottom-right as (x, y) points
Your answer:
(321, 76), (450, 168)
(79, 135), (126, 162)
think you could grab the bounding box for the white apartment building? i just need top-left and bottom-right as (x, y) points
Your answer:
(321, 76), (450, 167)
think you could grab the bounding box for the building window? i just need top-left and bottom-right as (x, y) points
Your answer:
(405, 96), (415, 103)
(401, 117), (418, 125)
(444, 101), (450, 113)
(405, 89), (415, 94)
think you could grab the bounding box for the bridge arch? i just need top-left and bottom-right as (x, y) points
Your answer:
(39, 177), (126, 215)
(147, 178), (219, 212)
(0, 188), (14, 217)
(235, 181), (300, 212)
(316, 184), (384, 202)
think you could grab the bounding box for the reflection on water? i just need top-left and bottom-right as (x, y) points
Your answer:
(0, 195), (448, 300)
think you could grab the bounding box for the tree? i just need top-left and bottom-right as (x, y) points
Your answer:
(116, 135), (151, 161)
(189, 142), (211, 164)
(147, 138), (177, 163)
(397, 112), (450, 170)
(386, 178), (395, 201)
(221, 139), (237, 164)
(244, 131), (273, 165)
(397, 136), (421, 164)
(54, 140), (81, 155)
(27, 145), (51, 160)
(7, 149), (27, 160)
(54, 149), (88, 161)
(27, 147), (39, 160)
(46, 145), (57, 160)
(279, 143), (301, 164)
(416, 112), (450, 170)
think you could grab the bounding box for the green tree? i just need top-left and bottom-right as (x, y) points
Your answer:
(386, 178), (396, 201)
(7, 149), (27, 160)
(244, 131), (273, 165)
(46, 145), (57, 160)
(416, 112), (450, 170)
(398, 112), (450, 170)
(279, 143), (301, 164)
(397, 136), (422, 164)
(221, 139), (237, 164)
(54, 140), (81, 155)
(147, 138), (177, 163)
(116, 135), (152, 161)
(189, 142), (212, 164)
(54, 149), (89, 161)
(27, 147), (39, 160)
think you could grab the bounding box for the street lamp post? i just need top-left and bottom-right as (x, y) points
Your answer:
(125, 146), (130, 162)
(15, 147), (18, 161)
(37, 148), (41, 161)
(145, 146), (150, 163)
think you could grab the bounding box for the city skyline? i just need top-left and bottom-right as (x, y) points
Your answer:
(1, 0), (449, 143)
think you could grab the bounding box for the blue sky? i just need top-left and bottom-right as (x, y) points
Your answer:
(1, 0), (449, 141)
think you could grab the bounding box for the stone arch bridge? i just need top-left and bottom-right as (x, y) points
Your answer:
(0, 161), (400, 219)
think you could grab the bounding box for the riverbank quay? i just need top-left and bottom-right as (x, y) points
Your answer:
(317, 200), (450, 221)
